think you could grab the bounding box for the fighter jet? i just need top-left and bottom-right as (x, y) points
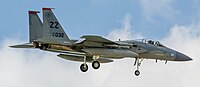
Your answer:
(10, 8), (192, 76)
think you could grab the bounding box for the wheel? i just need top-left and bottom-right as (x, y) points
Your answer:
(80, 63), (88, 72)
(92, 61), (100, 69)
(134, 70), (140, 76)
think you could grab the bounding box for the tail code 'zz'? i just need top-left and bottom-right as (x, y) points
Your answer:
(42, 8), (70, 44)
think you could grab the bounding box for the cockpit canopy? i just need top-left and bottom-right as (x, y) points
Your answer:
(138, 39), (165, 47)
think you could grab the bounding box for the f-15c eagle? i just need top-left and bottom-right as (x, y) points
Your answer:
(10, 8), (192, 76)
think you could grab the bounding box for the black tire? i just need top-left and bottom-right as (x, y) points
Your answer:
(80, 63), (88, 72)
(92, 61), (100, 69)
(134, 70), (140, 76)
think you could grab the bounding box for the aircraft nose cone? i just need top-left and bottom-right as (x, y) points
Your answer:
(175, 52), (193, 61)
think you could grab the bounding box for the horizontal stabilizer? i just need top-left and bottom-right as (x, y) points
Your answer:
(35, 38), (70, 45)
(9, 43), (33, 48)
(57, 54), (113, 63)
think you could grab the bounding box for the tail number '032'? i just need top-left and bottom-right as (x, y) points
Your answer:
(52, 33), (64, 37)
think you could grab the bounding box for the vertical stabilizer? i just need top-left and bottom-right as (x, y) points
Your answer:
(42, 8), (70, 44)
(29, 11), (43, 43)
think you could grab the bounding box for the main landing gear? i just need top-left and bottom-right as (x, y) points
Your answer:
(80, 55), (100, 72)
(92, 61), (100, 69)
(80, 55), (144, 76)
(80, 56), (88, 72)
(134, 58), (144, 76)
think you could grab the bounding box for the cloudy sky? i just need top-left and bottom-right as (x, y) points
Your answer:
(0, 0), (200, 87)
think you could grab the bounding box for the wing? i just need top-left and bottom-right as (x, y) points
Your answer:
(57, 54), (113, 63)
(74, 35), (119, 47)
(81, 35), (117, 44)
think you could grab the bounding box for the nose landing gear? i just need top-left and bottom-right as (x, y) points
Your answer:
(134, 70), (140, 76)
(134, 58), (144, 76)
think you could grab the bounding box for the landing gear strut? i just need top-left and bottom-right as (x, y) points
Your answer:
(80, 56), (88, 72)
(134, 58), (144, 76)
(80, 55), (101, 72)
(92, 55), (100, 69)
